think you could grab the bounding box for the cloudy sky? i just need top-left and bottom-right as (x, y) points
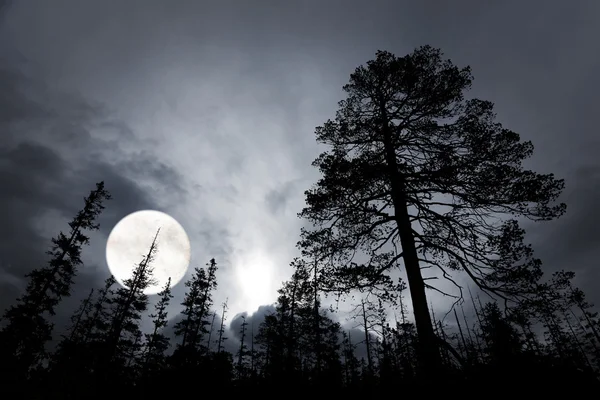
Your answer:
(1, 0), (599, 342)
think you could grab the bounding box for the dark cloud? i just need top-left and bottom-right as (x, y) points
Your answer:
(0, 0), (11, 21)
(524, 161), (600, 300)
(265, 180), (304, 216)
(0, 56), (187, 338)
(229, 304), (276, 342)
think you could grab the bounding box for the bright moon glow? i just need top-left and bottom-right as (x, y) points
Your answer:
(236, 250), (274, 312)
(106, 210), (191, 295)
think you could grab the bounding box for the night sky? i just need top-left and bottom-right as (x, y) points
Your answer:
(1, 0), (599, 346)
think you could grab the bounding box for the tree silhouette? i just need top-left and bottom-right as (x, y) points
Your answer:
(173, 259), (218, 364)
(341, 331), (360, 388)
(141, 276), (173, 379)
(48, 277), (117, 397)
(255, 311), (282, 382)
(479, 302), (523, 367)
(97, 229), (159, 390)
(49, 287), (96, 397)
(216, 299), (229, 354)
(3, 45), (600, 396)
(0, 181), (111, 385)
(235, 315), (249, 380)
(297, 45), (566, 376)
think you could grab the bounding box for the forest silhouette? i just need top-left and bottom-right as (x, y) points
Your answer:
(1, 46), (599, 398)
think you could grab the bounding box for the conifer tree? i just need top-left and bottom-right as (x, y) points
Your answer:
(348, 297), (378, 376)
(81, 276), (117, 346)
(216, 299), (229, 354)
(254, 271), (344, 388)
(205, 299), (234, 386)
(174, 258), (218, 362)
(56, 275), (116, 392)
(98, 229), (159, 386)
(190, 258), (218, 345)
(0, 181), (111, 381)
(297, 45), (566, 376)
(51, 288), (94, 362)
(58, 288), (95, 356)
(206, 310), (217, 353)
(479, 302), (523, 367)
(236, 315), (249, 380)
(341, 331), (360, 388)
(49, 287), (95, 397)
(276, 265), (312, 378)
(311, 310), (343, 387)
(142, 276), (173, 376)
(249, 318), (257, 378)
(255, 312), (282, 380)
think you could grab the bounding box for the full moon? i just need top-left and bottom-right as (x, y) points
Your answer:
(106, 210), (191, 295)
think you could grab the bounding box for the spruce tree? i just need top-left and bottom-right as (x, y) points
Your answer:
(80, 276), (117, 352)
(98, 229), (159, 388)
(51, 288), (95, 367)
(142, 276), (173, 376)
(0, 181), (111, 381)
(208, 299), (234, 387)
(173, 258), (218, 362)
(49, 288), (95, 398)
(235, 315), (249, 380)
(255, 312), (282, 380)
(50, 277), (116, 396)
(216, 299), (229, 354)
(341, 331), (360, 388)
(479, 302), (523, 368)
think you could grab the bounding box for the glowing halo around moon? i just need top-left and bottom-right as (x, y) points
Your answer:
(105, 210), (191, 295)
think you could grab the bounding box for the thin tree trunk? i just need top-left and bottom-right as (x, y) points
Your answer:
(437, 321), (451, 366)
(250, 319), (255, 376)
(460, 305), (474, 345)
(217, 301), (227, 353)
(573, 294), (600, 344)
(564, 312), (593, 370)
(454, 308), (468, 359)
(237, 318), (246, 377)
(107, 230), (159, 362)
(313, 259), (321, 374)
(206, 311), (217, 354)
(361, 300), (373, 375)
(68, 288), (94, 342)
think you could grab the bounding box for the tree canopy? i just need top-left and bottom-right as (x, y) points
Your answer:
(298, 45), (566, 372)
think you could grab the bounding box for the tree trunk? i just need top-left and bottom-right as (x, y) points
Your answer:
(361, 300), (373, 375)
(206, 311), (217, 353)
(68, 288), (94, 342)
(313, 260), (321, 374)
(381, 117), (440, 377)
(454, 308), (468, 359)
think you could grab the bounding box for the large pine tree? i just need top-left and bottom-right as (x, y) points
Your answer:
(297, 46), (566, 376)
